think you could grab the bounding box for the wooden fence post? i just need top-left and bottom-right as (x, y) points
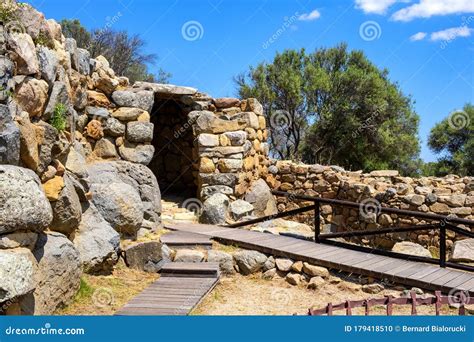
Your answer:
(314, 201), (321, 243)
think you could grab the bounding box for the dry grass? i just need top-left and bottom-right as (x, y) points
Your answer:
(56, 260), (158, 315)
(192, 273), (460, 316)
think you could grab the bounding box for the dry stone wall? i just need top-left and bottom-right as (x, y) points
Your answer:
(265, 160), (474, 257)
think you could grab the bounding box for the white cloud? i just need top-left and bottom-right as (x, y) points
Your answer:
(410, 32), (427, 41)
(297, 10), (321, 21)
(392, 0), (474, 21)
(355, 0), (399, 14)
(429, 26), (473, 41)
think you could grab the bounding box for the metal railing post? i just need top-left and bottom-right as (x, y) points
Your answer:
(439, 223), (446, 268)
(314, 200), (321, 243)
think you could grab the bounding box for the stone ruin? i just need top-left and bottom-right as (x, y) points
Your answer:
(0, 1), (472, 316)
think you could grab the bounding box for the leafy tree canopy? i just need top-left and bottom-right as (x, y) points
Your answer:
(60, 19), (170, 84)
(236, 44), (421, 176)
(427, 103), (473, 176)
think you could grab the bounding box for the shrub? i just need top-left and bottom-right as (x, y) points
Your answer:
(49, 103), (68, 132)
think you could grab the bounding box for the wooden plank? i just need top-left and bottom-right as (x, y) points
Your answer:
(452, 276), (474, 291)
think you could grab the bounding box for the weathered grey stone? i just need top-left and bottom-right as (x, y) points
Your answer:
(198, 134), (219, 147)
(244, 179), (278, 217)
(64, 143), (88, 178)
(0, 248), (38, 302)
(43, 81), (71, 121)
(392, 241), (431, 258)
(126, 121), (154, 143)
(200, 173), (238, 186)
(36, 45), (58, 86)
(73, 203), (120, 274)
(111, 90), (154, 112)
(275, 258), (293, 272)
(451, 239), (474, 262)
(14, 4), (54, 46)
(0, 232), (38, 250)
(133, 82), (197, 96)
(217, 158), (243, 172)
(91, 182), (144, 235)
(222, 131), (247, 146)
(233, 250), (267, 275)
(0, 56), (14, 102)
(262, 255), (275, 271)
(103, 117), (125, 137)
(228, 199), (254, 221)
(262, 268), (277, 280)
(93, 138), (117, 159)
(173, 249), (205, 263)
(76, 48), (90, 75)
(207, 250), (234, 274)
(118, 141), (154, 165)
(64, 38), (79, 71)
(86, 106), (109, 119)
(124, 241), (163, 272)
(200, 193), (229, 225)
(20, 232), (81, 315)
(0, 104), (20, 165)
(0, 165), (52, 234)
(50, 174), (82, 235)
(191, 110), (247, 134)
(7, 33), (39, 75)
(200, 185), (234, 200)
(36, 121), (59, 173)
(403, 194), (425, 206)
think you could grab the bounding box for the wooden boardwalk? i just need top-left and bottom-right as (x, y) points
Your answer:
(165, 222), (474, 295)
(160, 231), (213, 249)
(116, 262), (220, 315)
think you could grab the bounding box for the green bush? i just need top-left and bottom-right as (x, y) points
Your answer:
(49, 103), (68, 132)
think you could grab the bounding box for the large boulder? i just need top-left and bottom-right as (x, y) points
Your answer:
(244, 179), (278, 217)
(36, 45), (58, 86)
(200, 193), (229, 225)
(233, 250), (267, 275)
(118, 141), (154, 165)
(90, 182), (144, 235)
(392, 241), (432, 258)
(207, 250), (234, 274)
(0, 165), (52, 234)
(0, 248), (38, 303)
(7, 33), (39, 75)
(0, 104), (20, 165)
(174, 249), (205, 263)
(228, 199), (254, 221)
(126, 122), (154, 143)
(73, 203), (120, 274)
(13, 77), (49, 117)
(111, 90), (154, 112)
(124, 241), (164, 272)
(50, 173), (82, 235)
(451, 239), (474, 262)
(21, 232), (81, 315)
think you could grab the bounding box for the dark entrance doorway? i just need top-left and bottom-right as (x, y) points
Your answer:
(149, 97), (198, 198)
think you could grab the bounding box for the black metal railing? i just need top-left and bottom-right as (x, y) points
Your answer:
(226, 190), (474, 272)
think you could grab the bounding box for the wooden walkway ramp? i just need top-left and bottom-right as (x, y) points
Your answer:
(160, 231), (213, 249)
(116, 262), (220, 315)
(165, 222), (474, 295)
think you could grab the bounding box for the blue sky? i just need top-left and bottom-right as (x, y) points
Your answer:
(28, 0), (474, 162)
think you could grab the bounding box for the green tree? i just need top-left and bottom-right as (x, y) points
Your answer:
(60, 19), (170, 84)
(427, 103), (473, 176)
(236, 44), (420, 175)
